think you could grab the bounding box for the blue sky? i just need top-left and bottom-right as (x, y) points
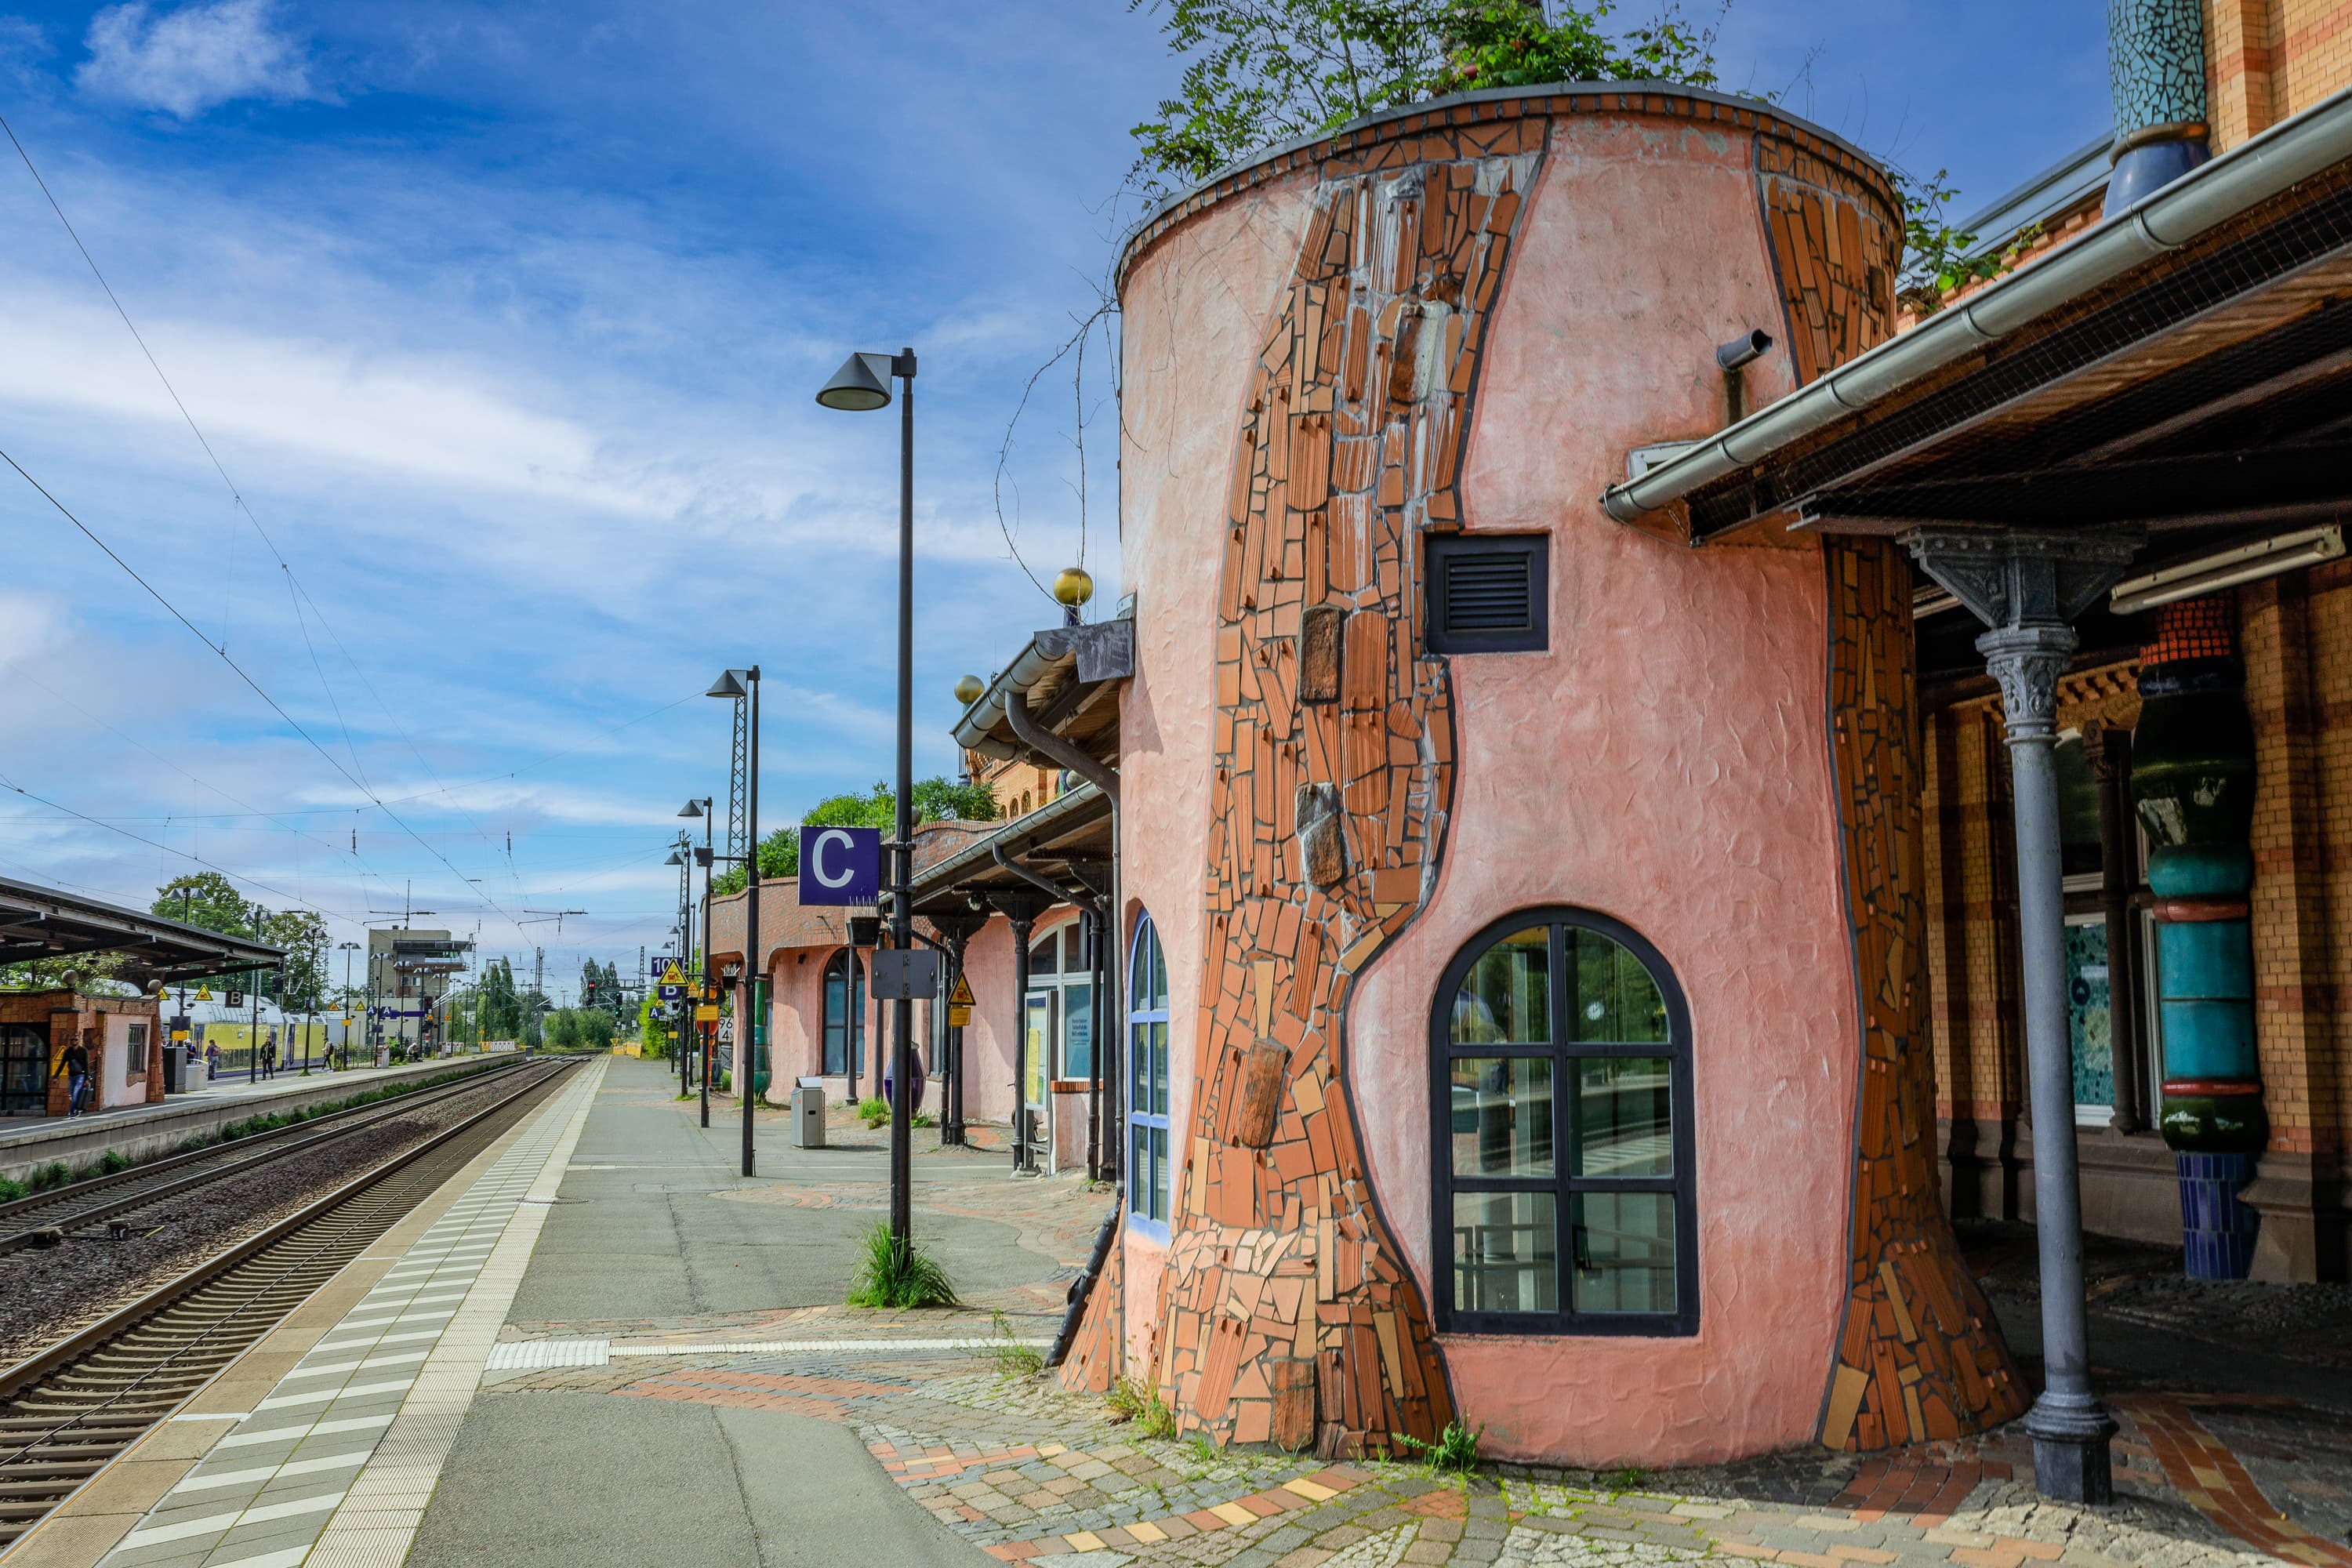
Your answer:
(0, 0), (2110, 993)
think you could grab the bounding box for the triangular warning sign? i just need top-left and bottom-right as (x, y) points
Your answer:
(949, 973), (975, 1008)
(659, 962), (685, 986)
(194, 985), (213, 1001)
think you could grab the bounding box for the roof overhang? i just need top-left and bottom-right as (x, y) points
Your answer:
(907, 782), (1112, 916)
(1602, 84), (2352, 547)
(951, 619), (1131, 766)
(0, 875), (285, 983)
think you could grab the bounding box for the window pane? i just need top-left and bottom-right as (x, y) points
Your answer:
(1149, 1125), (1169, 1221)
(1130, 1022), (1150, 1109)
(1572, 1192), (1675, 1313)
(1031, 933), (1060, 975)
(1150, 1022), (1168, 1116)
(1131, 925), (1152, 1006)
(1132, 1123), (1149, 1216)
(1450, 927), (1548, 1044)
(1567, 930), (1667, 1043)
(1448, 1057), (1552, 1177)
(1150, 937), (1168, 1010)
(1065, 985), (1094, 1080)
(1572, 1058), (1672, 1177)
(1451, 1191), (1555, 1313)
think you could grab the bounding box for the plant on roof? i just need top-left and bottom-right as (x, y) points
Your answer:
(1127, 0), (1726, 189)
(1893, 165), (2044, 317)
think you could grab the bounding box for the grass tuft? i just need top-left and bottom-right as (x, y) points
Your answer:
(967, 1308), (1044, 1379)
(845, 1219), (958, 1308)
(0, 1178), (26, 1202)
(1393, 1420), (1483, 1475)
(1105, 1375), (1177, 1439)
(855, 1095), (890, 1128)
(1603, 1463), (1647, 1491)
(98, 1151), (130, 1174)
(29, 1161), (71, 1192)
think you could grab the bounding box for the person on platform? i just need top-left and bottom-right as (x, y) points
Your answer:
(261, 1034), (277, 1080)
(62, 1038), (89, 1117)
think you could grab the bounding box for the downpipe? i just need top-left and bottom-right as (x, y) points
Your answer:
(1048, 1196), (1122, 1369)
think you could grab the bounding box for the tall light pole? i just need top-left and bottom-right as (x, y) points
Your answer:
(337, 941), (359, 1068)
(708, 668), (760, 1177)
(681, 796), (714, 1129)
(817, 346), (918, 1261)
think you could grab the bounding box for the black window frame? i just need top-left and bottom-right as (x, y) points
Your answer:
(1428, 907), (1699, 1337)
(822, 949), (864, 1077)
(1425, 534), (1549, 654)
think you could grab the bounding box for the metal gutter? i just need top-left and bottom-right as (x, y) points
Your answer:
(1007, 690), (1120, 807)
(1599, 82), (2352, 528)
(951, 636), (1064, 759)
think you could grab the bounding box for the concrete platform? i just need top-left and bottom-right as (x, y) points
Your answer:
(0, 1054), (520, 1185)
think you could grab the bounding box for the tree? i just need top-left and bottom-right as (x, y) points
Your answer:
(1127, 0), (1721, 187)
(261, 910), (328, 1014)
(477, 958), (524, 1041)
(153, 872), (254, 938)
(712, 779), (1000, 896)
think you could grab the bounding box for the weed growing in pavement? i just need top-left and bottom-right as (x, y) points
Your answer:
(1186, 1433), (1220, 1468)
(912, 1111), (937, 1128)
(98, 1151), (130, 1174)
(1105, 1375), (1177, 1439)
(1393, 1421), (1483, 1477)
(846, 1219), (959, 1308)
(856, 1096), (890, 1128)
(967, 1308), (1044, 1378)
(1603, 1464), (1647, 1492)
(0, 1178), (25, 1202)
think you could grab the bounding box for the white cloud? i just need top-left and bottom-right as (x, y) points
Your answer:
(78, 0), (317, 118)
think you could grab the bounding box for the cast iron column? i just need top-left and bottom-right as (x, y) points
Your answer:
(1907, 527), (2140, 1504)
(995, 898), (1041, 1172)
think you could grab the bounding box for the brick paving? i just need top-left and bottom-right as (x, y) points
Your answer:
(475, 1338), (2326, 1566)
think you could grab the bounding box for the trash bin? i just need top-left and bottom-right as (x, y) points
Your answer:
(162, 1043), (185, 1094)
(791, 1080), (826, 1149)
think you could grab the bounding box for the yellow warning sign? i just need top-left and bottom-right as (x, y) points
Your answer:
(659, 961), (686, 987)
(695, 1004), (719, 1023)
(948, 972), (975, 1029)
(194, 985), (213, 1002)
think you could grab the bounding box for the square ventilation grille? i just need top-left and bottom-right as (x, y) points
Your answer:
(1426, 535), (1548, 654)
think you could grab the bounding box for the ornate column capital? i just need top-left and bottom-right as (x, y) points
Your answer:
(1902, 528), (2144, 633)
(1976, 624), (2078, 744)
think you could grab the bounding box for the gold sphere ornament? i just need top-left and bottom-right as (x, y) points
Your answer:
(953, 674), (985, 706)
(1052, 565), (1094, 608)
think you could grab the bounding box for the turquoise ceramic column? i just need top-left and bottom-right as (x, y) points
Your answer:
(2131, 598), (2264, 1278)
(2104, 0), (2212, 215)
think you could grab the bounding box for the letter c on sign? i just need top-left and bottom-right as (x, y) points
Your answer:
(812, 829), (855, 889)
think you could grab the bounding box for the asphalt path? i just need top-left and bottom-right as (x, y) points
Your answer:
(407, 1055), (1024, 1567)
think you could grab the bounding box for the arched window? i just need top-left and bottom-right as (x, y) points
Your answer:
(822, 950), (864, 1077)
(1127, 913), (1171, 1234)
(1431, 909), (1696, 1335)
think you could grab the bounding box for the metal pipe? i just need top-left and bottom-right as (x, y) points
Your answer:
(1005, 691), (1118, 807)
(743, 668), (760, 1179)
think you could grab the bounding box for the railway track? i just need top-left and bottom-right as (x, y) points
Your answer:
(0, 1056), (579, 1551)
(0, 1057), (526, 1258)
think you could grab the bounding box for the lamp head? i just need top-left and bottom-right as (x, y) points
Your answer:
(953, 674), (985, 706)
(706, 670), (749, 700)
(678, 800), (705, 819)
(666, 850), (684, 867)
(815, 351), (894, 412)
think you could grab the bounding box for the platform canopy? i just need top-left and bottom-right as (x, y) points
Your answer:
(0, 874), (285, 985)
(1602, 85), (2352, 552)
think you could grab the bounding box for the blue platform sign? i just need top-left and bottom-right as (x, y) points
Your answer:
(800, 826), (880, 906)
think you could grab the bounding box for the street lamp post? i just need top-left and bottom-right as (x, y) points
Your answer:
(681, 797), (714, 1129)
(817, 346), (919, 1261)
(709, 669), (760, 1177)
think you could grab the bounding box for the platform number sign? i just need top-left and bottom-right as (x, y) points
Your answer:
(225, 988), (244, 1010)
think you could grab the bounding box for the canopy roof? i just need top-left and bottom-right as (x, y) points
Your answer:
(0, 875), (285, 984)
(1602, 85), (2352, 547)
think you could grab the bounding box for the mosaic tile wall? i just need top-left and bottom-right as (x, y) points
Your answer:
(1132, 114), (1552, 1461)
(1820, 538), (2026, 1450)
(1754, 134), (1897, 389)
